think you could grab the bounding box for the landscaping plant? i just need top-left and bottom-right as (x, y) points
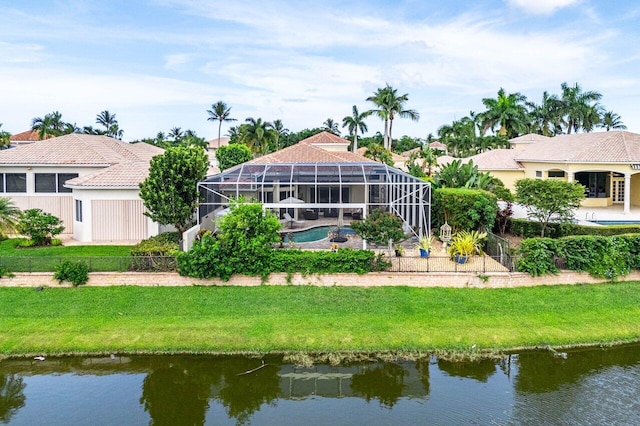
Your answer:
(54, 260), (89, 287)
(19, 209), (65, 246)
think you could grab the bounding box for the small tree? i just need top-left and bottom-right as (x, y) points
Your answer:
(20, 209), (65, 246)
(216, 144), (252, 171)
(139, 146), (208, 236)
(350, 209), (405, 246)
(515, 178), (585, 237)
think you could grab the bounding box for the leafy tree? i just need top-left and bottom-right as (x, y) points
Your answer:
(0, 197), (21, 235)
(363, 143), (393, 166)
(600, 111), (626, 131)
(207, 101), (237, 148)
(515, 178), (585, 237)
(405, 145), (439, 178)
(392, 135), (421, 154)
(0, 124), (11, 149)
(433, 159), (512, 201)
(20, 209), (65, 246)
(432, 188), (498, 232)
(479, 88), (529, 138)
(216, 144), (252, 171)
(350, 209), (405, 246)
(342, 105), (369, 152)
(367, 84), (419, 150)
(139, 146), (208, 235)
(322, 118), (340, 135)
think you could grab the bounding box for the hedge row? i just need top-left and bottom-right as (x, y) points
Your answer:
(517, 234), (640, 280)
(511, 218), (640, 238)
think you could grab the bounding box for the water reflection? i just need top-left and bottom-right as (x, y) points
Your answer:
(1, 344), (639, 425)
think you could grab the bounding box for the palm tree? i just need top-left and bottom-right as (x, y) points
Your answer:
(207, 101), (237, 148)
(366, 84), (419, 150)
(322, 118), (340, 135)
(239, 117), (275, 156)
(168, 127), (184, 141)
(480, 88), (529, 138)
(363, 143), (393, 166)
(527, 91), (563, 136)
(600, 111), (627, 131)
(342, 105), (369, 152)
(0, 197), (21, 235)
(559, 82), (602, 134)
(268, 119), (289, 150)
(0, 124), (11, 149)
(95, 110), (123, 139)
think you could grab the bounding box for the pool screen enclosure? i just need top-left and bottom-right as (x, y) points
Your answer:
(198, 162), (431, 237)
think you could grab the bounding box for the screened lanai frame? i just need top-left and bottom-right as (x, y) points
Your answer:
(198, 162), (431, 237)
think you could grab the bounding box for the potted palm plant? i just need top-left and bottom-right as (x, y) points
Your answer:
(394, 244), (405, 257)
(448, 230), (487, 264)
(414, 235), (433, 258)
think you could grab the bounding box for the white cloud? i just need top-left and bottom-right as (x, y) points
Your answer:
(505, 0), (583, 15)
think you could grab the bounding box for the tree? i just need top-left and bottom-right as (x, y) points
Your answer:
(342, 105), (369, 152)
(0, 197), (21, 235)
(239, 117), (275, 155)
(207, 101), (237, 148)
(350, 209), (405, 246)
(31, 111), (71, 139)
(269, 119), (289, 150)
(216, 144), (252, 171)
(527, 91), (563, 136)
(322, 118), (341, 135)
(363, 143), (394, 166)
(19, 209), (65, 246)
(600, 111), (627, 131)
(406, 145), (438, 178)
(479, 88), (529, 138)
(515, 178), (585, 237)
(0, 374), (26, 423)
(392, 135), (421, 154)
(366, 84), (419, 150)
(0, 124), (11, 149)
(139, 146), (208, 236)
(559, 82), (602, 134)
(96, 110), (123, 139)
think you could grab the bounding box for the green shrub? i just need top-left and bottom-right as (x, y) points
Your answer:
(130, 232), (179, 272)
(19, 209), (65, 246)
(350, 209), (405, 246)
(432, 188), (498, 232)
(17, 239), (35, 248)
(269, 249), (380, 275)
(516, 238), (559, 276)
(511, 218), (640, 238)
(54, 260), (89, 287)
(558, 235), (631, 281)
(0, 265), (14, 278)
(51, 238), (62, 246)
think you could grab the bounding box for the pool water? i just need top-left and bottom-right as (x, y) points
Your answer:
(590, 220), (640, 226)
(284, 226), (355, 243)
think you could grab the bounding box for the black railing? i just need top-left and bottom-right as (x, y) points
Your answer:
(383, 254), (516, 273)
(0, 256), (177, 273)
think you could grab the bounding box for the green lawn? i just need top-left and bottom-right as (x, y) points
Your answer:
(0, 239), (135, 272)
(1, 283), (639, 356)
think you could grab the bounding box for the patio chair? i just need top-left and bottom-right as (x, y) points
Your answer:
(283, 212), (305, 229)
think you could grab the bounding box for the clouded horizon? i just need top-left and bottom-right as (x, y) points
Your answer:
(1, 0), (638, 141)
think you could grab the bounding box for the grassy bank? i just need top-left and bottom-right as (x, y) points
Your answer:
(1, 283), (640, 356)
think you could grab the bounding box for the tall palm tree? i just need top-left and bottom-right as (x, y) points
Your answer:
(0, 197), (21, 235)
(363, 143), (393, 166)
(269, 119), (289, 150)
(240, 117), (275, 156)
(207, 101), (237, 148)
(559, 82), (602, 134)
(96, 110), (116, 130)
(527, 91), (563, 136)
(600, 111), (627, 131)
(342, 105), (369, 152)
(168, 127), (184, 141)
(366, 84), (419, 150)
(322, 118), (340, 135)
(480, 88), (529, 138)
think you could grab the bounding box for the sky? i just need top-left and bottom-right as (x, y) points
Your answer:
(1, 0), (639, 141)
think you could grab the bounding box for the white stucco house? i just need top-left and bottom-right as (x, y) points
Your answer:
(0, 133), (165, 242)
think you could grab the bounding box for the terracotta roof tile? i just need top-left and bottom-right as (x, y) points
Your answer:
(299, 131), (349, 145)
(248, 142), (374, 165)
(467, 149), (524, 170)
(9, 129), (53, 141)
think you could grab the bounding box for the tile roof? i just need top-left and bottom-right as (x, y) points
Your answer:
(10, 129), (53, 141)
(508, 133), (551, 144)
(248, 141), (374, 164)
(298, 131), (350, 145)
(467, 149), (524, 170)
(515, 131), (640, 163)
(0, 133), (164, 188)
(207, 136), (230, 150)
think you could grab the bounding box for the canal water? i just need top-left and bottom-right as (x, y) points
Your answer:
(1, 344), (639, 425)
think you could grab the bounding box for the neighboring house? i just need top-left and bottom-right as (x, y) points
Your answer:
(206, 136), (230, 169)
(9, 129), (53, 147)
(198, 131), (431, 236)
(467, 131), (640, 213)
(356, 147), (408, 171)
(0, 133), (165, 242)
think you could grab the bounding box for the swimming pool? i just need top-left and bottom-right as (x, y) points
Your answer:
(283, 226), (355, 243)
(590, 220), (640, 226)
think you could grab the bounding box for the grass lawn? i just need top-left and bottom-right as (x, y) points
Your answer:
(0, 239), (135, 272)
(1, 283), (639, 356)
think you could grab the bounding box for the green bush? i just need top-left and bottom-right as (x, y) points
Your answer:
(54, 260), (89, 287)
(129, 232), (179, 272)
(19, 209), (65, 246)
(350, 209), (405, 246)
(51, 238), (62, 246)
(269, 249), (384, 275)
(17, 239), (35, 248)
(432, 188), (498, 232)
(516, 238), (559, 276)
(511, 218), (640, 238)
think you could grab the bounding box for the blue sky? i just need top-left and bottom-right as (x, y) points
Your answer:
(1, 0), (639, 141)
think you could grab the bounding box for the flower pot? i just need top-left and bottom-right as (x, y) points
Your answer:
(419, 248), (430, 258)
(454, 254), (468, 264)
(395, 250), (403, 257)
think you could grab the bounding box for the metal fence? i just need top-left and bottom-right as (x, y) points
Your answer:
(484, 232), (515, 271)
(383, 254), (515, 273)
(0, 256), (177, 273)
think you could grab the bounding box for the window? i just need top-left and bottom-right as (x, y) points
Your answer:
(35, 173), (78, 193)
(535, 171), (542, 178)
(6, 173), (26, 193)
(75, 199), (83, 222)
(548, 171), (565, 178)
